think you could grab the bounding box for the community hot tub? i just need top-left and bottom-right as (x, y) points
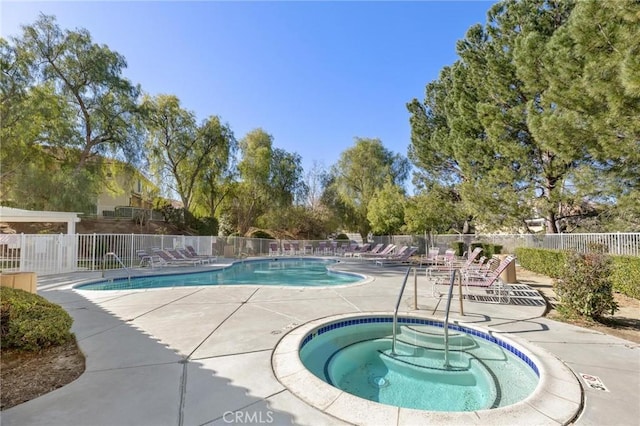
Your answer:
(272, 313), (582, 425)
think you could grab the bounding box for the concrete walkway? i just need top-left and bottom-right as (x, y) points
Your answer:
(3, 259), (639, 426)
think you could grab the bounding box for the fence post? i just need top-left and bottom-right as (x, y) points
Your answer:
(57, 233), (63, 274)
(130, 233), (135, 268)
(91, 233), (97, 271)
(19, 233), (26, 272)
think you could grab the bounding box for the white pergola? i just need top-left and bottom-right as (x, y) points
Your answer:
(0, 206), (82, 234)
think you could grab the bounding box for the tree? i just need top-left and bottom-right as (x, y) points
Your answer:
(533, 0), (640, 231)
(327, 138), (410, 239)
(2, 15), (143, 211)
(303, 160), (328, 210)
(404, 185), (467, 235)
(367, 181), (406, 235)
(231, 129), (273, 234)
(142, 94), (235, 217)
(230, 129), (307, 234)
(268, 148), (307, 208)
(409, 0), (640, 233)
(16, 14), (143, 171)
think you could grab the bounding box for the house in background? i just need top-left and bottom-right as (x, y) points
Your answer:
(96, 162), (159, 218)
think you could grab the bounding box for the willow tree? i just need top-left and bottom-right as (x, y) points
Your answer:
(142, 94), (235, 216)
(327, 138), (410, 239)
(409, 0), (639, 233)
(230, 129), (307, 235)
(367, 181), (406, 236)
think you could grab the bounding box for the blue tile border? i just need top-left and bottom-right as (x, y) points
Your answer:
(299, 315), (539, 377)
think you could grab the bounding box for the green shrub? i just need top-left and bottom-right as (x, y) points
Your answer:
(451, 241), (465, 257)
(469, 242), (502, 258)
(481, 243), (503, 257)
(516, 247), (640, 299)
(191, 216), (218, 236)
(554, 251), (618, 319)
(0, 287), (74, 351)
(514, 247), (568, 278)
(610, 256), (640, 299)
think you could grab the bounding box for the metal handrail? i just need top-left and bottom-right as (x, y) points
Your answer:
(443, 268), (459, 368)
(391, 267), (413, 356)
(103, 252), (131, 286)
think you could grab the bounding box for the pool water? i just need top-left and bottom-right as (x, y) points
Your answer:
(300, 318), (539, 412)
(77, 258), (362, 290)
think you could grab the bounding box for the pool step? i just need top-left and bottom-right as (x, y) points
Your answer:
(398, 325), (477, 350)
(326, 338), (492, 388)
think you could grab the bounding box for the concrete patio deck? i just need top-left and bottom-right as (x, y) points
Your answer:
(2, 259), (639, 425)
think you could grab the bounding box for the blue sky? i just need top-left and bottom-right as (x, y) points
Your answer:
(2, 1), (494, 193)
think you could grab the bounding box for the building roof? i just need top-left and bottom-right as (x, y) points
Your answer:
(0, 206), (81, 234)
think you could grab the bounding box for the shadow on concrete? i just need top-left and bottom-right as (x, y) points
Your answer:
(2, 287), (299, 426)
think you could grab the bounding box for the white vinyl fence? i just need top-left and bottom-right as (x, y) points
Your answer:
(0, 233), (216, 275)
(0, 232), (638, 276)
(371, 233), (639, 257)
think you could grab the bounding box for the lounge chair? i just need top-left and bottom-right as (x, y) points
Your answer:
(330, 241), (338, 255)
(427, 247), (483, 278)
(345, 243), (370, 257)
(462, 255), (516, 304)
(177, 248), (207, 264)
(152, 248), (201, 266)
(136, 249), (161, 268)
(185, 245), (218, 263)
(355, 243), (384, 258)
(167, 248), (203, 265)
(337, 242), (350, 256)
(367, 245), (408, 263)
(316, 241), (329, 255)
(436, 249), (456, 266)
(303, 243), (313, 255)
(292, 242), (301, 255)
(419, 247), (441, 267)
(359, 244), (396, 259)
(462, 256), (497, 280)
(282, 242), (293, 256)
(375, 246), (418, 266)
(269, 242), (280, 256)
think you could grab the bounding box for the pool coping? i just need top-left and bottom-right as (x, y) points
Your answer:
(272, 312), (583, 426)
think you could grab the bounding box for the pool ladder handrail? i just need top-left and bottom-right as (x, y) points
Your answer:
(391, 267), (413, 356)
(443, 268), (459, 369)
(103, 252), (131, 286)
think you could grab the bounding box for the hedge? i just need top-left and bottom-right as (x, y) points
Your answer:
(0, 287), (74, 351)
(451, 241), (465, 257)
(515, 247), (640, 299)
(469, 242), (503, 258)
(611, 256), (640, 299)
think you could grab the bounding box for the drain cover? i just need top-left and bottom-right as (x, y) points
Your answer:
(369, 375), (390, 388)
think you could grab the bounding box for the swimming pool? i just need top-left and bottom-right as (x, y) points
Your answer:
(76, 258), (364, 290)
